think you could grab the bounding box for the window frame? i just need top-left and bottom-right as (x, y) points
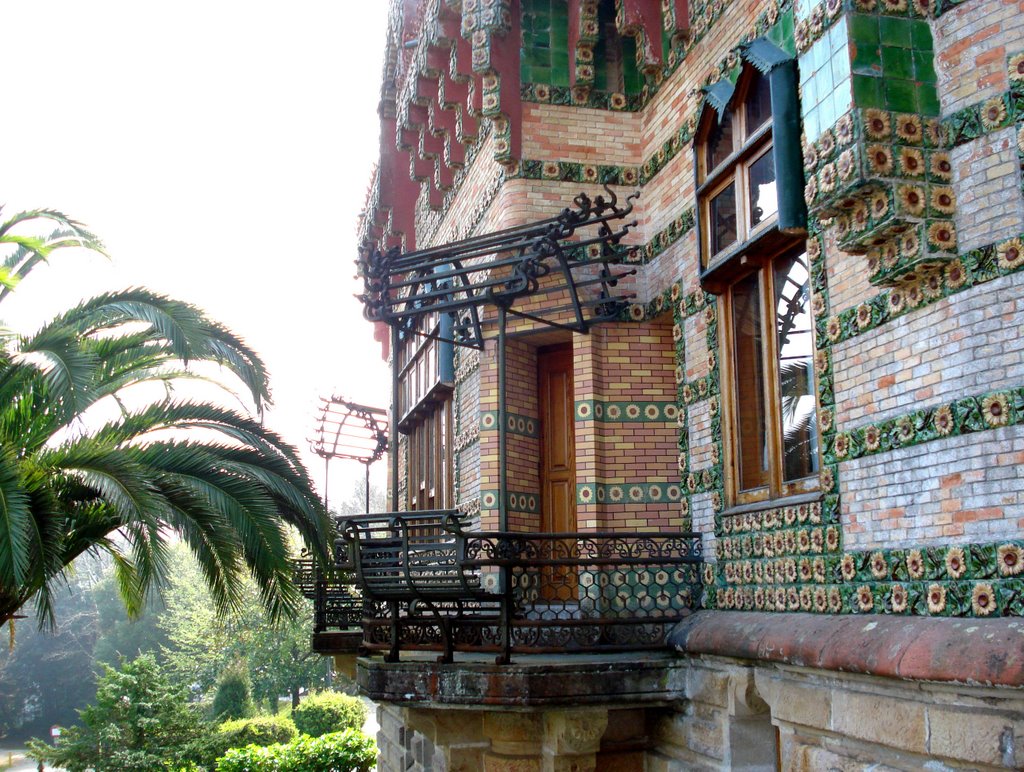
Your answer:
(396, 312), (454, 511)
(694, 61), (819, 509)
(696, 72), (778, 279)
(718, 244), (819, 508)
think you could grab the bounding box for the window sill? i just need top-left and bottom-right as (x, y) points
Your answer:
(719, 490), (821, 518)
(699, 223), (801, 295)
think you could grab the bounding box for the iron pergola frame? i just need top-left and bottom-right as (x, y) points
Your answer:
(358, 186), (640, 528)
(309, 395), (389, 514)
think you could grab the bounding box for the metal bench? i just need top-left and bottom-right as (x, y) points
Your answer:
(343, 509), (506, 663)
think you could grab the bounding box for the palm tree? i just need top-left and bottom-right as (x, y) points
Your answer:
(0, 208), (330, 627)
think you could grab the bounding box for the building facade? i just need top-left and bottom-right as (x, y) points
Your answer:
(339, 0), (1024, 768)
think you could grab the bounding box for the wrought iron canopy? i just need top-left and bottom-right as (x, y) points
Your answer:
(309, 396), (389, 466)
(357, 187), (640, 348)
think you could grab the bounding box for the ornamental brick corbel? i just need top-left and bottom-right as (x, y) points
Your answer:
(615, 0), (664, 75)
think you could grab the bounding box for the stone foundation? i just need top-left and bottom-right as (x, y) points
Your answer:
(369, 613), (1024, 771)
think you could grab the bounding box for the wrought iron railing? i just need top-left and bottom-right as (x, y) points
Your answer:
(300, 514), (703, 661)
(293, 555), (362, 634)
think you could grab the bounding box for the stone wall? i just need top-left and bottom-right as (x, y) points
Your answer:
(369, 640), (1024, 771)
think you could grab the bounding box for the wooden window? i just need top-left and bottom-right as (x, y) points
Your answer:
(696, 62), (818, 507)
(406, 400), (452, 511)
(396, 312), (454, 510)
(697, 70), (779, 276)
(721, 245), (819, 506)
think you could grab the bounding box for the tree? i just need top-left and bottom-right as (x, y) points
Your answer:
(211, 659), (255, 720)
(159, 545), (328, 711)
(0, 208), (330, 628)
(27, 653), (205, 771)
(0, 574), (100, 740)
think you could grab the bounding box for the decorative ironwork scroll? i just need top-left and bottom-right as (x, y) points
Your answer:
(357, 185), (640, 350)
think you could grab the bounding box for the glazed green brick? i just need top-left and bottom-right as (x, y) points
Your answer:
(853, 73), (885, 109)
(919, 86), (940, 115)
(882, 46), (914, 79)
(910, 19), (933, 51)
(885, 77), (918, 112)
(852, 40), (882, 75)
(912, 50), (937, 83)
(880, 16), (912, 48)
(849, 13), (879, 45)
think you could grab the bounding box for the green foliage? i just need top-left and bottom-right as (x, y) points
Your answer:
(291, 691), (368, 738)
(26, 653), (204, 772)
(0, 207), (330, 630)
(216, 729), (376, 772)
(158, 547), (330, 709)
(212, 660), (255, 721)
(190, 714), (298, 769)
(0, 562), (102, 740)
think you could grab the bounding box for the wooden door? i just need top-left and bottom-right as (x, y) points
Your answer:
(539, 344), (577, 535)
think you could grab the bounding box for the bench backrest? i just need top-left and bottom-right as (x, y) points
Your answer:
(344, 510), (479, 600)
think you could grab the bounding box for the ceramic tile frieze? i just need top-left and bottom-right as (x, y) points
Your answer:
(574, 399), (679, 423)
(480, 488), (541, 514)
(576, 481), (684, 505)
(827, 386), (1024, 465)
(480, 409), (540, 436)
(802, 107), (956, 287)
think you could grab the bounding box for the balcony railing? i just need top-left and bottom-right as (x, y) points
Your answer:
(299, 511), (703, 662)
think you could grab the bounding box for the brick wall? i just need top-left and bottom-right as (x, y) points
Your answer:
(951, 127), (1024, 251)
(823, 227), (875, 317)
(841, 425), (1024, 549)
(521, 103), (642, 165)
(832, 270), (1024, 428)
(931, 0), (1024, 116)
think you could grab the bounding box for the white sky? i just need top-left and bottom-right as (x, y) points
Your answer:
(1, 2), (393, 504)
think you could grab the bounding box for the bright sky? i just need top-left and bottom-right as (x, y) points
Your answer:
(1, 2), (393, 503)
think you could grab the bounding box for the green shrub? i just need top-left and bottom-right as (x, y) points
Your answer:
(26, 654), (205, 772)
(211, 661), (255, 721)
(216, 729), (376, 772)
(291, 691), (368, 737)
(190, 715), (298, 769)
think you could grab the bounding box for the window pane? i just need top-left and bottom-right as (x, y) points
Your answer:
(745, 71), (772, 133)
(731, 272), (769, 492)
(709, 182), (738, 256)
(706, 112), (735, 171)
(773, 250), (819, 483)
(748, 148), (778, 229)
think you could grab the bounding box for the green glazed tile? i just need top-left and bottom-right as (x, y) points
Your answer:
(910, 19), (933, 52)
(880, 17), (911, 48)
(882, 46), (914, 79)
(849, 13), (880, 45)
(919, 87), (940, 116)
(852, 41), (883, 75)
(853, 73), (885, 109)
(885, 78), (918, 112)
(913, 50), (937, 83)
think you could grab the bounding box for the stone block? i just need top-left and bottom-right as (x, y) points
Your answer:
(686, 665), (732, 708)
(543, 709), (609, 756)
(485, 712), (545, 755)
(484, 753), (542, 772)
(448, 746), (486, 772)
(829, 690), (927, 754)
(754, 673), (829, 732)
(927, 705), (1024, 768)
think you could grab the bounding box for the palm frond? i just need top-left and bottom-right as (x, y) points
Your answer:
(0, 448), (32, 587)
